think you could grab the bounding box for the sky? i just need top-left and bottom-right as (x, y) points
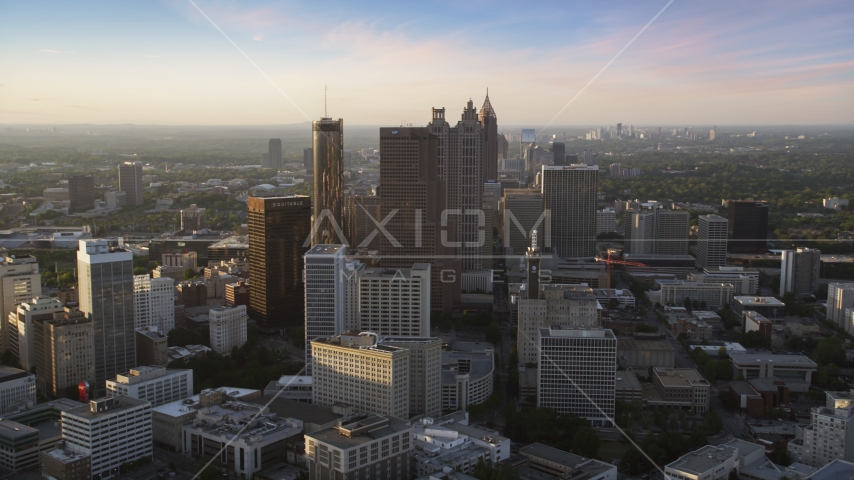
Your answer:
(1, 0), (853, 127)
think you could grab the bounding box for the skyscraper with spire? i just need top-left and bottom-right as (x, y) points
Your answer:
(311, 93), (344, 245)
(428, 100), (485, 274)
(479, 91), (498, 182)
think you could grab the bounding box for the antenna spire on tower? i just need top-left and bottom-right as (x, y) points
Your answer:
(324, 85), (328, 117)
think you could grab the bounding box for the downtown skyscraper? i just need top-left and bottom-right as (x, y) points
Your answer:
(427, 99), (489, 281)
(312, 117), (344, 245)
(541, 164), (598, 259)
(247, 195), (312, 332)
(118, 161), (143, 206)
(479, 92), (498, 181)
(377, 127), (460, 313)
(77, 240), (136, 395)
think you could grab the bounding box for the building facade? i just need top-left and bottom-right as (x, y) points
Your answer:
(68, 174), (95, 214)
(0, 366), (36, 415)
(828, 283), (854, 331)
(727, 201), (769, 253)
(378, 126), (459, 313)
(133, 275), (175, 332)
(304, 245), (347, 371)
(34, 308), (94, 399)
(789, 390), (854, 466)
(61, 397), (152, 480)
(106, 366), (193, 407)
(311, 332), (410, 419)
(659, 281), (735, 309)
(696, 214), (728, 268)
(503, 189), (544, 254)
(209, 305), (248, 354)
(312, 118), (345, 245)
(135, 327), (168, 367)
(358, 264), (431, 337)
(541, 165), (598, 259)
(77, 240), (136, 395)
(537, 326), (616, 426)
(180, 204), (206, 231)
(381, 337), (442, 418)
(0, 255), (41, 353)
(8, 295), (64, 371)
(780, 248), (821, 298)
(247, 195), (312, 332)
(118, 162), (144, 206)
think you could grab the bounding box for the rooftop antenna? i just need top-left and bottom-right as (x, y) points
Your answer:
(324, 85), (328, 118)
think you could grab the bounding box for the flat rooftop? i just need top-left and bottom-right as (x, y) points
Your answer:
(666, 445), (737, 475)
(734, 296), (785, 306)
(43, 448), (90, 464)
(64, 396), (149, 420)
(306, 415), (411, 450)
(305, 244), (346, 256)
(254, 396), (341, 427)
(0, 420), (37, 440)
(730, 354), (817, 368)
(654, 368), (709, 387)
(808, 460), (854, 480)
(0, 365), (31, 383)
(616, 371), (642, 392)
(519, 443), (613, 477)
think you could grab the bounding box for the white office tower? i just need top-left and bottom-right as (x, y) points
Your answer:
(780, 248), (821, 298)
(78, 240), (136, 395)
(106, 366), (192, 407)
(827, 283), (854, 330)
(62, 396), (152, 480)
(132, 275), (175, 332)
(541, 165), (598, 259)
(696, 214), (728, 268)
(311, 332), (410, 419)
(208, 305), (248, 354)
(596, 208), (617, 235)
(517, 284), (600, 365)
(304, 245), (347, 373)
(537, 326), (616, 427)
(788, 390), (854, 467)
(583, 150), (598, 166)
(380, 337), (442, 418)
(0, 255), (41, 353)
(359, 264), (431, 337)
(8, 296), (63, 371)
(624, 202), (689, 256)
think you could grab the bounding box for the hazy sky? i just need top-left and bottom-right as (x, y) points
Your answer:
(2, 0), (853, 127)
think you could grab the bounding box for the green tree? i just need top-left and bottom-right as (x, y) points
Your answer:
(816, 337), (846, 365)
(571, 427), (600, 458)
(184, 268), (198, 280)
(200, 465), (218, 480)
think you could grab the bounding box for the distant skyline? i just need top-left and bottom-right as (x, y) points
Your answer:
(1, 0), (853, 126)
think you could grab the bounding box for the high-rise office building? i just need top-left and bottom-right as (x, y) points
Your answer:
(827, 283), (854, 330)
(498, 133), (508, 159)
(624, 203), (689, 256)
(550, 142), (566, 166)
(77, 240), (136, 395)
(303, 147), (313, 174)
(380, 337), (442, 418)
(68, 175), (95, 213)
(697, 214), (728, 269)
(133, 275), (175, 332)
(727, 201), (769, 253)
(503, 189), (544, 254)
(268, 138), (282, 170)
(118, 162), (143, 206)
(311, 332), (410, 418)
(344, 195), (381, 249)
(209, 305), (248, 354)
(378, 126), (460, 313)
(517, 284), (600, 365)
(596, 208), (617, 235)
(247, 195), (312, 332)
(479, 92), (498, 181)
(8, 296), (64, 371)
(583, 150), (598, 166)
(537, 326), (616, 427)
(260, 152), (271, 168)
(106, 366), (192, 407)
(312, 117), (345, 245)
(541, 164), (598, 259)
(304, 244), (347, 371)
(709, 127), (716, 141)
(359, 264), (431, 337)
(135, 327), (168, 367)
(180, 204), (206, 231)
(62, 397), (152, 480)
(35, 306), (94, 399)
(616, 123), (622, 136)
(0, 366), (36, 415)
(428, 101), (485, 271)
(0, 255), (41, 352)
(780, 248), (821, 298)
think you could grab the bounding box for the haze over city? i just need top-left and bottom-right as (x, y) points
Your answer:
(2, 0), (853, 126)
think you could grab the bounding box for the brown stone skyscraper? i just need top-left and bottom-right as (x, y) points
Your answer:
(479, 91), (498, 181)
(312, 118), (344, 245)
(68, 174), (94, 213)
(378, 127), (459, 313)
(247, 195), (311, 332)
